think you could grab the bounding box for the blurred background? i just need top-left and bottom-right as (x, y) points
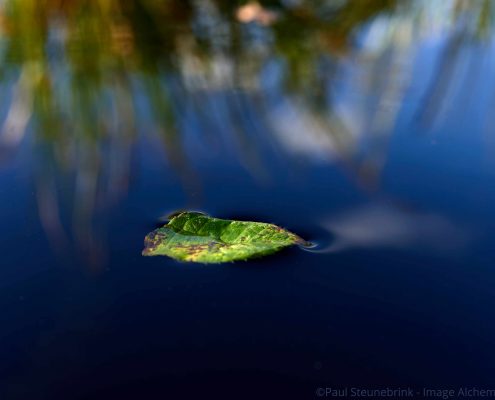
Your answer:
(1, 0), (495, 398)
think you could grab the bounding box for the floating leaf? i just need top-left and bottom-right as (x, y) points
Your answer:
(142, 212), (308, 263)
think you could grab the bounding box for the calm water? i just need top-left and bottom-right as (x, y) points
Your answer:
(1, 1), (495, 399)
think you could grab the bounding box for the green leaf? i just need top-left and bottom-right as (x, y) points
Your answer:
(142, 212), (309, 263)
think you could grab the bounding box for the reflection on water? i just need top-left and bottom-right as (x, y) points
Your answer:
(320, 202), (470, 254)
(0, 0), (493, 264)
(3, 2), (495, 398)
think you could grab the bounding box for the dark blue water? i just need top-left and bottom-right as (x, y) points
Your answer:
(1, 1), (495, 399)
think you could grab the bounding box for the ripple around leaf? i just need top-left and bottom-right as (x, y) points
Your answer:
(142, 212), (308, 263)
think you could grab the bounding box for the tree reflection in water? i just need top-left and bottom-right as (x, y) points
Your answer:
(0, 0), (492, 265)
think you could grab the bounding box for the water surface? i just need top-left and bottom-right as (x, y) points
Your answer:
(1, 1), (495, 398)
